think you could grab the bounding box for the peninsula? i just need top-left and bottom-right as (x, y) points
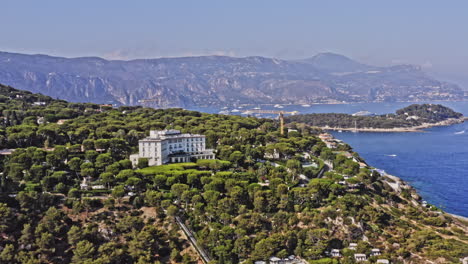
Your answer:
(286, 104), (466, 132)
(0, 84), (466, 263)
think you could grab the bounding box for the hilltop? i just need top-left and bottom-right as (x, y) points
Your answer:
(0, 84), (466, 263)
(0, 51), (465, 107)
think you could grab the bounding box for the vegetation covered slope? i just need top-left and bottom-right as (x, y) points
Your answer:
(0, 84), (467, 264)
(286, 104), (464, 129)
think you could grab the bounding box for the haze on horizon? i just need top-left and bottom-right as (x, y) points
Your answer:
(2, 0), (468, 87)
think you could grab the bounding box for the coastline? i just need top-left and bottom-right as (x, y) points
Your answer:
(216, 99), (468, 109)
(322, 132), (468, 219)
(449, 213), (468, 222)
(321, 116), (467, 133)
(371, 166), (468, 220)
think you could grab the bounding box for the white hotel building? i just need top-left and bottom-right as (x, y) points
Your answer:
(130, 129), (215, 166)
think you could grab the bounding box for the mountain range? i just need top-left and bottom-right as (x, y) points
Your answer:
(0, 51), (465, 107)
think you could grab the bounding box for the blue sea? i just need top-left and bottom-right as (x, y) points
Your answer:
(188, 101), (468, 217)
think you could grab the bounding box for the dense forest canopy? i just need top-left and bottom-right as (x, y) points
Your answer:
(0, 84), (466, 264)
(285, 104), (464, 129)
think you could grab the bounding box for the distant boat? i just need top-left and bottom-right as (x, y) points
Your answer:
(218, 110), (230, 115)
(301, 104), (311, 107)
(221, 106), (228, 110)
(231, 109), (240, 113)
(253, 106), (261, 110)
(386, 154), (397, 157)
(338, 130), (343, 133)
(274, 104), (284, 108)
(454, 130), (465, 135)
(352, 110), (375, 116)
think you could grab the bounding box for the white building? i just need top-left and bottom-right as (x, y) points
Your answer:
(354, 254), (367, 262)
(371, 248), (381, 257)
(80, 177), (89, 190)
(130, 129), (215, 166)
(330, 249), (341, 257)
(376, 260), (390, 264)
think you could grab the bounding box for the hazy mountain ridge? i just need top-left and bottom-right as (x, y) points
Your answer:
(0, 51), (464, 107)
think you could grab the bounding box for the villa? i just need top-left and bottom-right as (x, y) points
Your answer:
(330, 249), (341, 257)
(377, 260), (390, 264)
(130, 129), (215, 166)
(348, 243), (358, 250)
(371, 248), (381, 256)
(354, 254), (367, 262)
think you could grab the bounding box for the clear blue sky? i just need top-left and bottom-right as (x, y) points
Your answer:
(2, 1), (468, 86)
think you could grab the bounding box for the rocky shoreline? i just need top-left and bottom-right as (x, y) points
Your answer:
(323, 131), (468, 221)
(380, 169), (468, 222)
(321, 116), (467, 133)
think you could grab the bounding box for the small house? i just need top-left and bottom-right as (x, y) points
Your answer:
(348, 243), (358, 250)
(354, 254), (367, 262)
(330, 249), (341, 257)
(80, 178), (89, 190)
(348, 183), (361, 189)
(0, 149), (15, 155)
(319, 133), (333, 140)
(57, 119), (70, 125)
(269, 257), (281, 264)
(371, 248), (381, 256)
(376, 260), (390, 264)
(325, 141), (338, 149)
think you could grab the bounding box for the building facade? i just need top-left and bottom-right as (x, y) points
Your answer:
(130, 129), (215, 166)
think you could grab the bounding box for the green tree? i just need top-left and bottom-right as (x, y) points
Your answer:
(95, 153), (114, 171)
(286, 159), (302, 182)
(99, 172), (114, 188)
(0, 244), (15, 263)
(112, 185), (126, 203)
(229, 151), (245, 167)
(72, 240), (96, 263)
(137, 158), (149, 169)
(171, 183), (189, 200)
(0, 203), (12, 232)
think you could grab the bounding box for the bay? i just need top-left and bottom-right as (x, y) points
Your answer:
(188, 101), (468, 217)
